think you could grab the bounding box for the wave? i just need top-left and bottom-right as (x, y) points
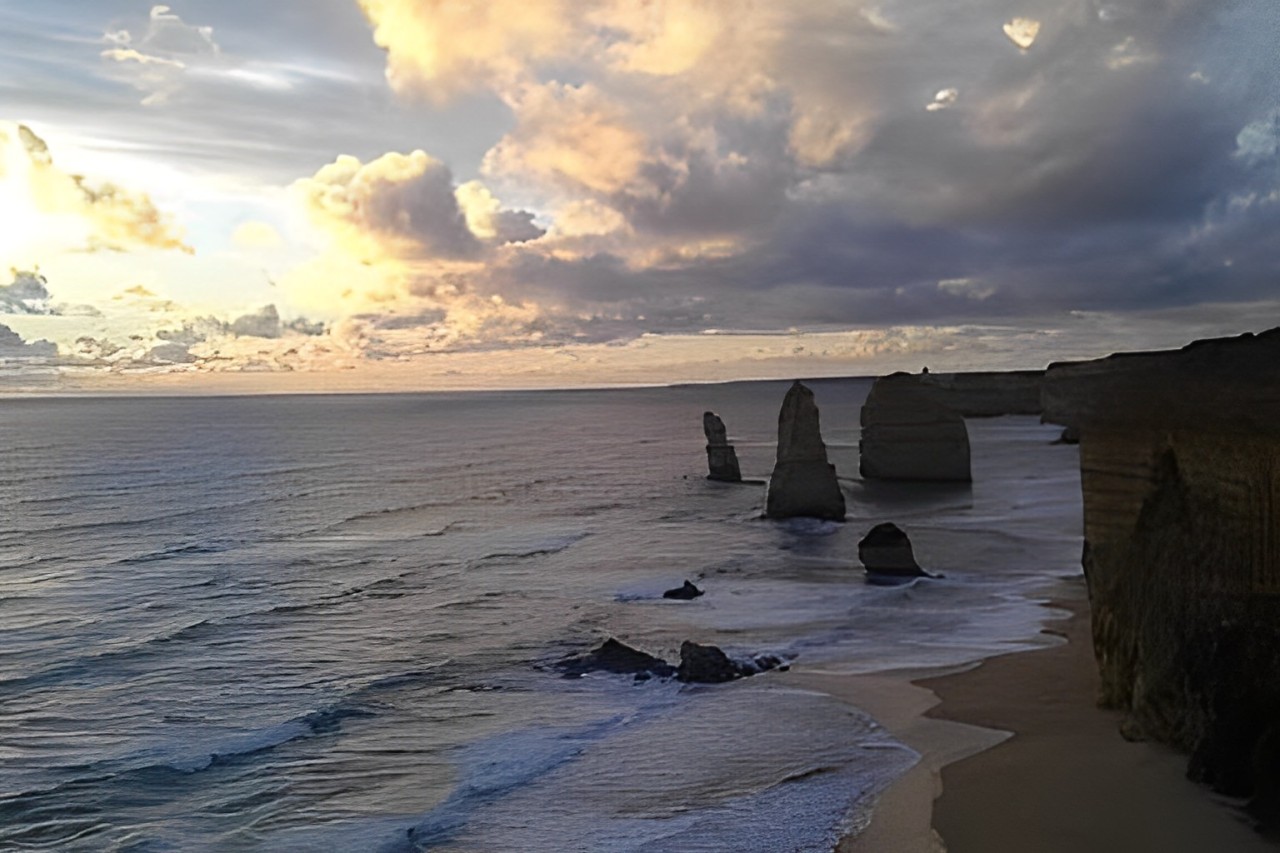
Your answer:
(0, 572), (420, 695)
(0, 663), (457, 846)
(479, 532), (589, 560)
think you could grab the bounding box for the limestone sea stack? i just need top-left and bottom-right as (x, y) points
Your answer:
(765, 381), (846, 521)
(702, 411), (742, 482)
(1042, 327), (1280, 826)
(858, 522), (928, 578)
(859, 373), (971, 481)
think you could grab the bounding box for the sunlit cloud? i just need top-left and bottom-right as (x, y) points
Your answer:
(1002, 18), (1041, 51)
(0, 123), (192, 270)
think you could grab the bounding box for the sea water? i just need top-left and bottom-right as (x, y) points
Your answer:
(0, 379), (1082, 850)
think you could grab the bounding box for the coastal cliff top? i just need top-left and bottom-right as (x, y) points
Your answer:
(1042, 327), (1280, 434)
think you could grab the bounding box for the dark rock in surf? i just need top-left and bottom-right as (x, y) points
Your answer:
(677, 641), (742, 683)
(675, 642), (787, 683)
(765, 382), (846, 521)
(858, 522), (929, 578)
(703, 411), (743, 482)
(663, 580), (704, 600)
(556, 638), (676, 680)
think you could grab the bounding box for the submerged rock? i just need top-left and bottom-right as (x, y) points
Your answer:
(859, 373), (971, 482)
(556, 638), (676, 680)
(663, 580), (704, 600)
(703, 411), (743, 482)
(765, 382), (846, 521)
(858, 522), (929, 578)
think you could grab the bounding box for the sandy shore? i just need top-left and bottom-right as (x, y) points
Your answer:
(787, 576), (1274, 852)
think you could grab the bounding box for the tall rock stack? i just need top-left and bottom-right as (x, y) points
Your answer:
(1043, 328), (1280, 825)
(765, 382), (846, 520)
(702, 412), (742, 482)
(859, 373), (972, 482)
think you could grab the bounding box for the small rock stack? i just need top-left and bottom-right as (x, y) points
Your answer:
(703, 411), (742, 482)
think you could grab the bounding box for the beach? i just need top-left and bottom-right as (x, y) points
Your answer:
(818, 576), (1274, 852)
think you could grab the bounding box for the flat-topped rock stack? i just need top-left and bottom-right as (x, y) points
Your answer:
(702, 411), (742, 482)
(765, 381), (846, 520)
(859, 373), (972, 482)
(1042, 327), (1280, 825)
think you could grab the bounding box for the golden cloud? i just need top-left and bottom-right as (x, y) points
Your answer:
(0, 123), (192, 266)
(483, 83), (649, 196)
(355, 0), (576, 100)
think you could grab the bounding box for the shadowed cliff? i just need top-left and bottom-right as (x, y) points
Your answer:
(1043, 327), (1280, 827)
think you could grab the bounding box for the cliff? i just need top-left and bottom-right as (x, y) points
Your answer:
(920, 369), (1044, 417)
(1042, 328), (1280, 823)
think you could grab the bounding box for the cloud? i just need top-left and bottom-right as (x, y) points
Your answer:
(0, 322), (56, 359)
(296, 150), (481, 261)
(232, 220), (283, 249)
(937, 277), (997, 301)
(0, 269), (55, 314)
(0, 123), (192, 265)
(355, 0), (575, 100)
(101, 5), (221, 104)
(1002, 18), (1041, 51)
(484, 83), (650, 197)
(454, 181), (545, 245)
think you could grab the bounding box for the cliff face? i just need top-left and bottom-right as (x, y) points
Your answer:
(1043, 328), (1280, 821)
(920, 369), (1044, 417)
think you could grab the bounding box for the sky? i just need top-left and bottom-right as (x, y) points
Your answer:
(1, 0), (1277, 392)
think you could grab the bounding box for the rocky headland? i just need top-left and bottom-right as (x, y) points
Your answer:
(765, 381), (846, 520)
(1042, 327), (1280, 825)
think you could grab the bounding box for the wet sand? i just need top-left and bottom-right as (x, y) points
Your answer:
(797, 576), (1274, 852)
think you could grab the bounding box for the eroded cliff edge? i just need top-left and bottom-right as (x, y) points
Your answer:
(1042, 328), (1280, 824)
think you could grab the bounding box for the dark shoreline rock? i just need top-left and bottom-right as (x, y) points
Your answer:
(556, 638), (676, 680)
(555, 637), (786, 685)
(676, 641), (786, 683)
(663, 580), (704, 600)
(765, 381), (846, 521)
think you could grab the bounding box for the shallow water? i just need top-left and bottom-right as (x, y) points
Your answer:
(0, 380), (1081, 850)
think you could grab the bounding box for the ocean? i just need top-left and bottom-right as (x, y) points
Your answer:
(0, 379), (1082, 851)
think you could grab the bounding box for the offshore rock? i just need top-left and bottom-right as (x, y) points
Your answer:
(556, 638), (676, 680)
(765, 382), (846, 520)
(663, 580), (704, 600)
(1042, 327), (1280, 825)
(859, 373), (971, 482)
(858, 522), (928, 578)
(703, 411), (742, 482)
